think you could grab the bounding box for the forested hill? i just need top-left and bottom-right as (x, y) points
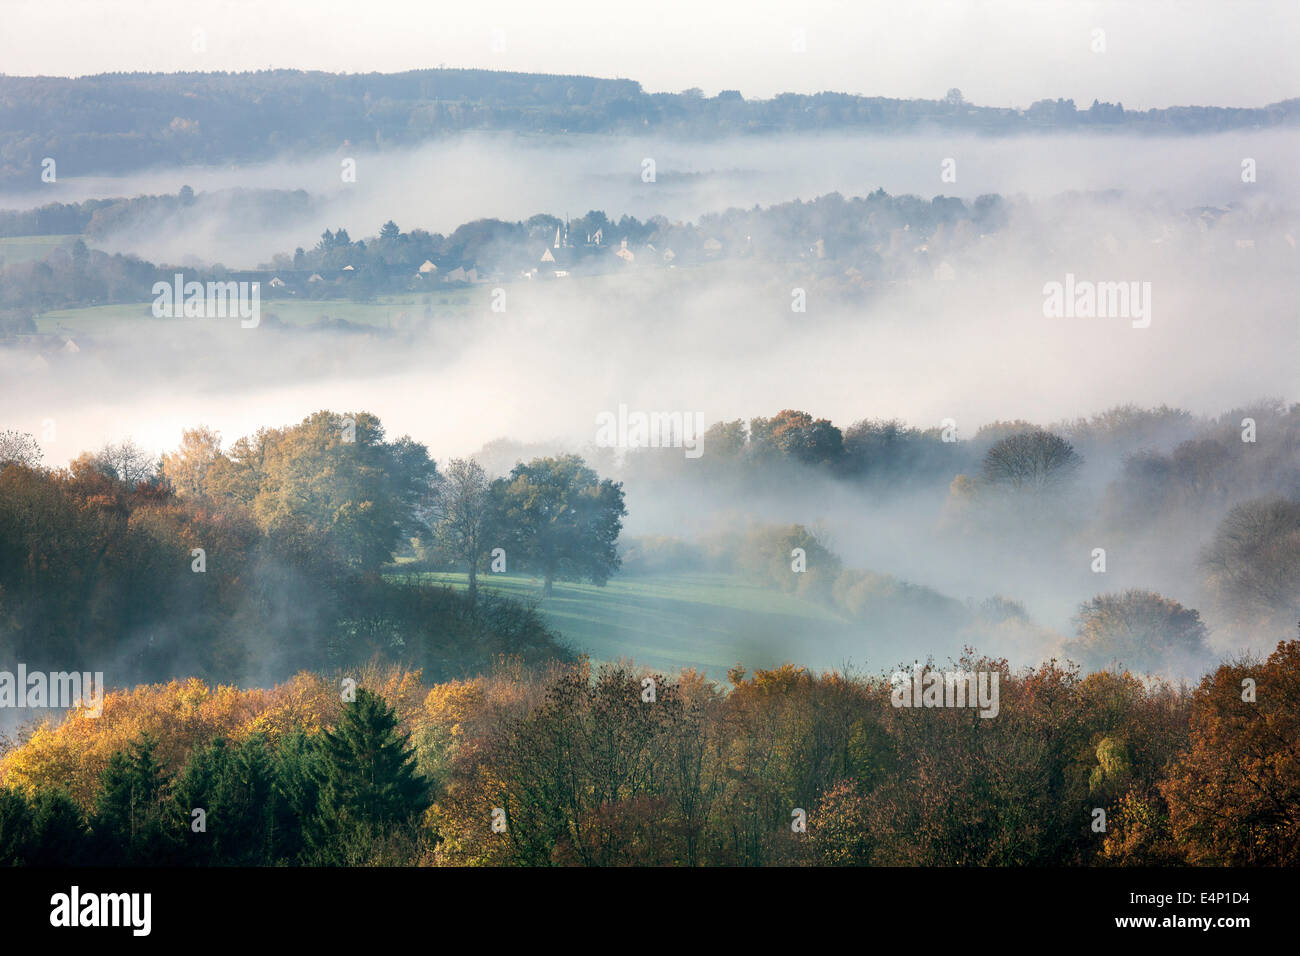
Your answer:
(1, 68), (1297, 187)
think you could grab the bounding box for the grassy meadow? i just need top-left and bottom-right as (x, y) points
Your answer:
(405, 570), (873, 677)
(32, 293), (482, 333)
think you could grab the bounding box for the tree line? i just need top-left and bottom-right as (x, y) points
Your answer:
(0, 411), (628, 685)
(2, 642), (1297, 866)
(617, 401), (1300, 652)
(3, 68), (1295, 188)
(0, 187), (1009, 314)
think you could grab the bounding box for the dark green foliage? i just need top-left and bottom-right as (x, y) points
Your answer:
(14, 705), (429, 866)
(173, 735), (279, 866)
(307, 689), (431, 865)
(0, 787), (90, 866)
(24, 789), (90, 866)
(270, 732), (323, 863)
(0, 788), (31, 865)
(90, 735), (178, 865)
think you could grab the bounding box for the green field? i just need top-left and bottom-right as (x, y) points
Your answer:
(252, 295), (478, 328)
(33, 293), (480, 333)
(0, 234), (80, 264)
(405, 570), (876, 677)
(27, 267), (718, 334)
(34, 302), (155, 332)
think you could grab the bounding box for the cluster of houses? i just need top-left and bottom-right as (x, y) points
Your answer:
(529, 223), (687, 280)
(251, 224), (698, 295)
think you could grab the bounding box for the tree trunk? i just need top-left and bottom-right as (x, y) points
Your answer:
(543, 572), (554, 598)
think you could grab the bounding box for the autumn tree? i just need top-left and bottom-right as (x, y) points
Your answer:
(701, 419), (747, 459)
(460, 663), (686, 866)
(733, 523), (842, 600)
(159, 425), (223, 499)
(1162, 639), (1300, 864)
(870, 657), (1093, 865)
(808, 780), (874, 865)
(749, 409), (843, 467)
(717, 665), (887, 865)
(203, 411), (437, 570)
(1067, 590), (1210, 675)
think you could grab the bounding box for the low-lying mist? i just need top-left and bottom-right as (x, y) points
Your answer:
(3, 128), (1298, 268)
(6, 191), (1292, 459)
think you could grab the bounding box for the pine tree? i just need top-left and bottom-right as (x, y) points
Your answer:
(91, 734), (177, 865)
(309, 688), (430, 863)
(0, 787), (89, 866)
(227, 734), (278, 864)
(272, 731), (322, 863)
(174, 735), (278, 865)
(26, 789), (90, 866)
(0, 788), (32, 864)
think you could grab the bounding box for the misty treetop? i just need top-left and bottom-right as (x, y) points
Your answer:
(0, 187), (311, 240)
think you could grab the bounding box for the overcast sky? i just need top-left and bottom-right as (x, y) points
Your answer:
(2, 0), (1297, 109)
